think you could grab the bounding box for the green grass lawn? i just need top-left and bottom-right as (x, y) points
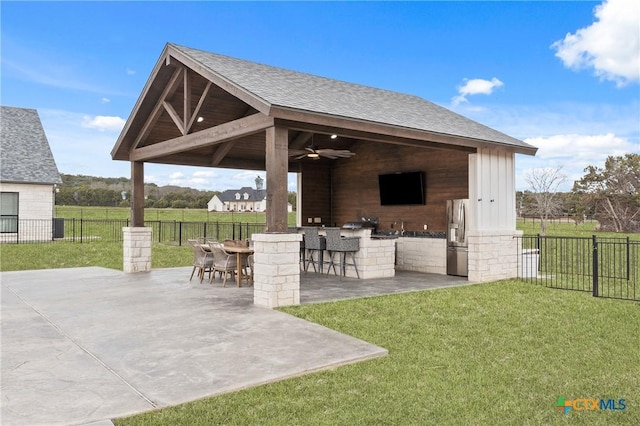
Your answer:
(2, 216), (638, 424)
(55, 205), (297, 225)
(113, 281), (639, 425)
(0, 241), (192, 272)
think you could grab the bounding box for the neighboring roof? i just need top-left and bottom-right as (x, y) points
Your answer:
(1, 106), (62, 185)
(217, 187), (266, 202)
(170, 43), (535, 153)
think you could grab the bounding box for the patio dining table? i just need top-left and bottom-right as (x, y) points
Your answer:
(221, 245), (254, 287)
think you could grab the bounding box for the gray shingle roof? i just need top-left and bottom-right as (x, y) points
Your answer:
(1, 106), (62, 184)
(171, 43), (534, 151)
(218, 187), (266, 202)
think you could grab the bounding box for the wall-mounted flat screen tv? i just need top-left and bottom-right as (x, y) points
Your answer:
(378, 171), (425, 205)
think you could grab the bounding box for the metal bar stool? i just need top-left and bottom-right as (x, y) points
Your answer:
(325, 227), (360, 278)
(303, 227), (325, 273)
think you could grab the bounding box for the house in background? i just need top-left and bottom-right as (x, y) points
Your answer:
(207, 177), (292, 212)
(0, 106), (62, 242)
(208, 186), (266, 212)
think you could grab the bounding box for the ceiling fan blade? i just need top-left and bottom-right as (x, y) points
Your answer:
(288, 150), (308, 157)
(295, 154), (308, 160)
(317, 149), (355, 158)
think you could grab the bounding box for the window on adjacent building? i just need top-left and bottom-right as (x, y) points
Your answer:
(235, 193), (240, 200)
(0, 192), (19, 233)
(243, 193), (249, 200)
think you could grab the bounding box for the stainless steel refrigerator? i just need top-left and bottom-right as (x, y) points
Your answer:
(446, 199), (468, 277)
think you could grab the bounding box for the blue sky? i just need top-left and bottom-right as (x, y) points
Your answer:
(2, 1), (638, 192)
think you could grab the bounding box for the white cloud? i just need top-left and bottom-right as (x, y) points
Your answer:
(82, 115), (126, 132)
(192, 170), (219, 178)
(452, 77), (504, 106)
(126, 68), (136, 76)
(524, 133), (633, 160)
(518, 133), (637, 191)
(169, 172), (184, 179)
(101, 97), (111, 104)
(551, 0), (640, 86)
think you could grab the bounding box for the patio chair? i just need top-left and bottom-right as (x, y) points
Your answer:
(204, 237), (219, 247)
(187, 239), (214, 283)
(303, 227), (325, 273)
(209, 243), (238, 287)
(325, 227), (360, 278)
(246, 254), (254, 285)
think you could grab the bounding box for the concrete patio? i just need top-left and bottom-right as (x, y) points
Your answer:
(1, 266), (471, 426)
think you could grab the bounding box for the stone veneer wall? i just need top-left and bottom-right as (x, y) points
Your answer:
(253, 233), (303, 308)
(339, 229), (396, 279)
(123, 227), (152, 273)
(395, 237), (447, 274)
(467, 230), (522, 282)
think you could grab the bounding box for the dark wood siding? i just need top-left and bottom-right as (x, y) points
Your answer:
(301, 141), (469, 232)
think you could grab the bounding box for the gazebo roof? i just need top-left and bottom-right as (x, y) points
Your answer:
(112, 43), (536, 170)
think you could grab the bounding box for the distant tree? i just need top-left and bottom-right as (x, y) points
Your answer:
(154, 199), (170, 209)
(573, 154), (640, 232)
(288, 191), (297, 211)
(525, 167), (567, 235)
(171, 200), (188, 209)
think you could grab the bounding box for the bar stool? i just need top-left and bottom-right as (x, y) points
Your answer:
(303, 227), (325, 273)
(325, 227), (360, 278)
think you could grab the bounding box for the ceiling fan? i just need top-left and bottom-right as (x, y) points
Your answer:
(289, 146), (355, 160)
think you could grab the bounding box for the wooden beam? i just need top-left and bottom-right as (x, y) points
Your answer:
(186, 81), (212, 132)
(183, 68), (191, 131)
(130, 113), (274, 161)
(265, 126), (289, 232)
(210, 141), (235, 166)
(271, 108), (537, 156)
(289, 131), (312, 150)
(163, 101), (184, 135)
(131, 67), (184, 150)
(209, 106), (257, 166)
(131, 161), (145, 227)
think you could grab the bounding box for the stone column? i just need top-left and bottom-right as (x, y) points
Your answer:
(252, 232), (303, 308)
(467, 230), (522, 282)
(123, 227), (152, 273)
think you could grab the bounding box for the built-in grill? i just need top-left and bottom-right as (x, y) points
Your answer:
(342, 221), (365, 229)
(342, 218), (378, 233)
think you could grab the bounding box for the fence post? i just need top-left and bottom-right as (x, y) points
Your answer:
(80, 218), (83, 244)
(592, 235), (598, 297)
(626, 236), (630, 281)
(179, 221), (183, 246)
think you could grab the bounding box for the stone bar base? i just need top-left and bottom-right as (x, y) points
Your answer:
(338, 229), (396, 279)
(467, 230), (522, 282)
(252, 233), (303, 308)
(396, 237), (447, 275)
(123, 227), (152, 273)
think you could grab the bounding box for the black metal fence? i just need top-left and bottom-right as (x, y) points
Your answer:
(517, 235), (639, 302)
(0, 218), (266, 246)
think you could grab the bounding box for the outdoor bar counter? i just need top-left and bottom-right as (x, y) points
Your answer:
(298, 228), (448, 279)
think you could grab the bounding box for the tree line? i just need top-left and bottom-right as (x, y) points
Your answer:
(55, 174), (298, 210)
(523, 154), (639, 234)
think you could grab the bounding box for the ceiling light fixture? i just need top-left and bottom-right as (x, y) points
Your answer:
(330, 134), (338, 139)
(197, 116), (204, 123)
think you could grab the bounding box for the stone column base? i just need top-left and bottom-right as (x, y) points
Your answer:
(123, 227), (152, 273)
(252, 233), (303, 308)
(467, 230), (522, 282)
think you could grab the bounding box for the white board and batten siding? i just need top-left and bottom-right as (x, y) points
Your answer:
(468, 149), (516, 232)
